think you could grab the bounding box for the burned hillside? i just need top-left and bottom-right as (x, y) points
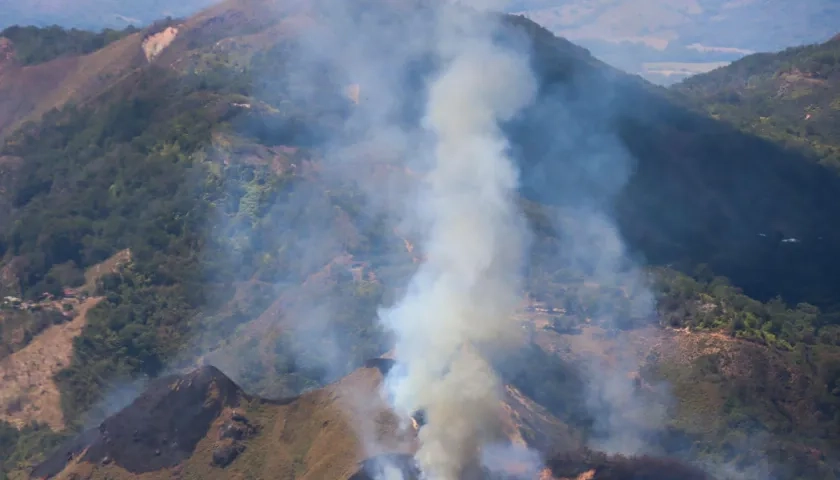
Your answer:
(31, 359), (719, 480)
(32, 365), (246, 478)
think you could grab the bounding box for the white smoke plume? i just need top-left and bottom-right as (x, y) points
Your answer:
(378, 2), (538, 478)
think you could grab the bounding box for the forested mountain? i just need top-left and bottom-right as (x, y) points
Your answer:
(513, 0), (840, 84)
(675, 35), (840, 171)
(2, 1), (840, 479)
(0, 0), (215, 30)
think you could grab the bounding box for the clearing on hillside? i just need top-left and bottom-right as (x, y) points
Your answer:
(0, 250), (132, 430)
(0, 297), (101, 430)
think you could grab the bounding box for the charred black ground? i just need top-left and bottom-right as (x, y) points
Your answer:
(32, 366), (244, 478)
(545, 448), (714, 480)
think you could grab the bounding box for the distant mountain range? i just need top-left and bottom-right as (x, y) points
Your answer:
(2, 0), (838, 84)
(511, 0), (840, 84)
(0, 0), (217, 30)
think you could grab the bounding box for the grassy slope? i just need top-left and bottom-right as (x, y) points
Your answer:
(0, 28), (148, 140)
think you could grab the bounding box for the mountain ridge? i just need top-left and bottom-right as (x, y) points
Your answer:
(2, 1), (840, 479)
(673, 31), (840, 172)
(33, 360), (714, 480)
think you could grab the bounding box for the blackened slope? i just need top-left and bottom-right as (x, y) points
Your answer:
(545, 449), (713, 480)
(33, 366), (243, 478)
(30, 428), (99, 480)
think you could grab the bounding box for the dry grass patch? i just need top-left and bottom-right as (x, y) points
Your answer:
(0, 297), (102, 430)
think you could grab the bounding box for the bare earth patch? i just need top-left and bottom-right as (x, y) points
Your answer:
(142, 26), (180, 62)
(81, 248), (132, 294)
(0, 296), (102, 430)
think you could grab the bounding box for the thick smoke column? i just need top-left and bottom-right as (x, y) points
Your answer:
(379, 4), (538, 479)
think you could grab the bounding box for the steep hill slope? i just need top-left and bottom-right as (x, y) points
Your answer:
(3, 0), (840, 309)
(511, 16), (840, 310)
(3, 1), (840, 479)
(527, 321), (840, 479)
(0, 250), (131, 431)
(674, 35), (840, 171)
(31, 361), (712, 480)
(0, 28), (147, 139)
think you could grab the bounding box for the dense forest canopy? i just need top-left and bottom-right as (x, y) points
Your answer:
(0, 24), (139, 65)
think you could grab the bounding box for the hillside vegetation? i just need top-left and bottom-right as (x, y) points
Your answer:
(0, 25), (139, 66)
(512, 0), (840, 83)
(675, 37), (840, 171)
(2, 2), (840, 479)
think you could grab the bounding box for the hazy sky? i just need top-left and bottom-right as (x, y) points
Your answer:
(0, 0), (218, 29)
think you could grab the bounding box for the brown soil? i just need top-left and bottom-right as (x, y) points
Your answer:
(0, 249), (132, 430)
(0, 296), (102, 430)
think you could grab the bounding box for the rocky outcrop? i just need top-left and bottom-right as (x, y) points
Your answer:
(211, 441), (244, 467)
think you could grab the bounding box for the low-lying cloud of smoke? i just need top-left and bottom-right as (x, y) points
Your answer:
(480, 442), (544, 478)
(207, 0), (665, 470)
(193, 0), (666, 472)
(229, 0), (545, 476)
(277, 0), (541, 476)
(571, 212), (666, 456)
(79, 375), (150, 430)
(377, 3), (537, 476)
(511, 71), (669, 455)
